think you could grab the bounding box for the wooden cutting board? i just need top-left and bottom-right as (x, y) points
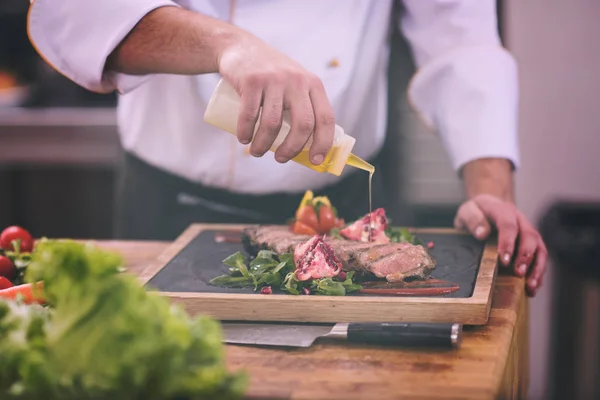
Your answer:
(139, 224), (498, 325)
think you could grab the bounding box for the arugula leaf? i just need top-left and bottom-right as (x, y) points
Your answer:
(256, 272), (282, 287)
(216, 251), (299, 292)
(213, 249), (363, 297)
(385, 227), (420, 244)
(208, 275), (255, 288)
(222, 252), (257, 288)
(311, 278), (346, 296)
(282, 271), (301, 295)
(278, 253), (294, 265)
(250, 250), (278, 264)
(340, 271), (363, 293)
(248, 251), (279, 275)
(273, 261), (288, 274)
(223, 252), (248, 273)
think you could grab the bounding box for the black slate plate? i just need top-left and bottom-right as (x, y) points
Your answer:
(147, 230), (485, 298)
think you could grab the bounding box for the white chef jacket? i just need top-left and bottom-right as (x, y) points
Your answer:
(27, 0), (519, 195)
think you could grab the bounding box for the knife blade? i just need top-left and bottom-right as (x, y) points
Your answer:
(221, 321), (462, 349)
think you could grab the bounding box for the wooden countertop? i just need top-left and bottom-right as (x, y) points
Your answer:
(93, 240), (529, 400)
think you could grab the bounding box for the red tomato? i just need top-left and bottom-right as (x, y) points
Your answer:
(296, 206), (319, 231)
(0, 276), (13, 290)
(292, 221), (318, 236)
(0, 256), (15, 280)
(317, 206), (337, 234)
(0, 226), (34, 253)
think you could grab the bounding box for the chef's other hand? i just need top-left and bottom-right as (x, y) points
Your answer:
(453, 194), (548, 297)
(218, 36), (335, 166)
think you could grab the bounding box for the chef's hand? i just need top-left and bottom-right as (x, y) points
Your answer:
(218, 35), (335, 165)
(454, 159), (548, 297)
(105, 7), (334, 165)
(454, 194), (548, 297)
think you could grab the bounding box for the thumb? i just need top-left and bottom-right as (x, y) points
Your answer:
(454, 200), (492, 240)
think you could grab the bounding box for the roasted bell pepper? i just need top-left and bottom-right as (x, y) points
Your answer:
(291, 191), (344, 235)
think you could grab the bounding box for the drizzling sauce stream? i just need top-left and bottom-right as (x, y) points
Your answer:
(346, 154), (375, 240)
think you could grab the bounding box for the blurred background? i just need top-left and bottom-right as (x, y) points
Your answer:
(0, 0), (599, 398)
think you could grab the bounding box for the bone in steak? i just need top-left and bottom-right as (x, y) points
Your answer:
(242, 226), (436, 282)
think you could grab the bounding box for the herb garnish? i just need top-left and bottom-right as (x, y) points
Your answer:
(209, 250), (362, 296)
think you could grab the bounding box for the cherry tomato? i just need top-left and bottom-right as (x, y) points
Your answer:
(0, 226), (34, 253)
(292, 221), (318, 236)
(0, 276), (13, 290)
(0, 256), (15, 280)
(296, 206), (319, 231)
(317, 205), (337, 234)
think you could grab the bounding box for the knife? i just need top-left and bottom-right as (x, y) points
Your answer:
(221, 321), (462, 349)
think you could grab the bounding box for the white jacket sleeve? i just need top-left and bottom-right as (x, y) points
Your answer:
(400, 0), (520, 171)
(27, 0), (178, 94)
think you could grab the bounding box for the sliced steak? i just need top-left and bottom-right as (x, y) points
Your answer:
(241, 225), (435, 282)
(242, 226), (308, 254)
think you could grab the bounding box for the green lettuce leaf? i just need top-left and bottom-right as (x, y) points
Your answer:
(311, 278), (346, 296)
(0, 240), (246, 400)
(385, 226), (420, 244)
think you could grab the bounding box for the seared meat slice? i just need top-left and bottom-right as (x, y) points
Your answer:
(242, 226), (308, 254)
(241, 226), (435, 282)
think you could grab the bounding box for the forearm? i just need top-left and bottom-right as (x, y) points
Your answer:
(106, 6), (245, 75)
(460, 158), (515, 202)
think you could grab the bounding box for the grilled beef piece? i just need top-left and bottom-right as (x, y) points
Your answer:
(241, 226), (436, 282)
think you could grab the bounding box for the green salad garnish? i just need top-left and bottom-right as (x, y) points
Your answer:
(0, 240), (245, 400)
(209, 250), (362, 296)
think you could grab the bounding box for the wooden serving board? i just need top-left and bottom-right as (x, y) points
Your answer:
(139, 224), (499, 325)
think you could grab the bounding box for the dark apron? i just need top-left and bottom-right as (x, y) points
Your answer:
(113, 151), (388, 241)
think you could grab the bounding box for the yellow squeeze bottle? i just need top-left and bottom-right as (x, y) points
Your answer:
(203, 79), (372, 176)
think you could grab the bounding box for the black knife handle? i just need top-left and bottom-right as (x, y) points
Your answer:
(346, 322), (462, 349)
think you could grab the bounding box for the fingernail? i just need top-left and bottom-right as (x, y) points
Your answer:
(529, 278), (538, 288)
(275, 155), (286, 163)
(518, 264), (527, 276)
(240, 139), (250, 145)
(312, 154), (324, 164)
(475, 226), (486, 239)
(503, 253), (511, 264)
